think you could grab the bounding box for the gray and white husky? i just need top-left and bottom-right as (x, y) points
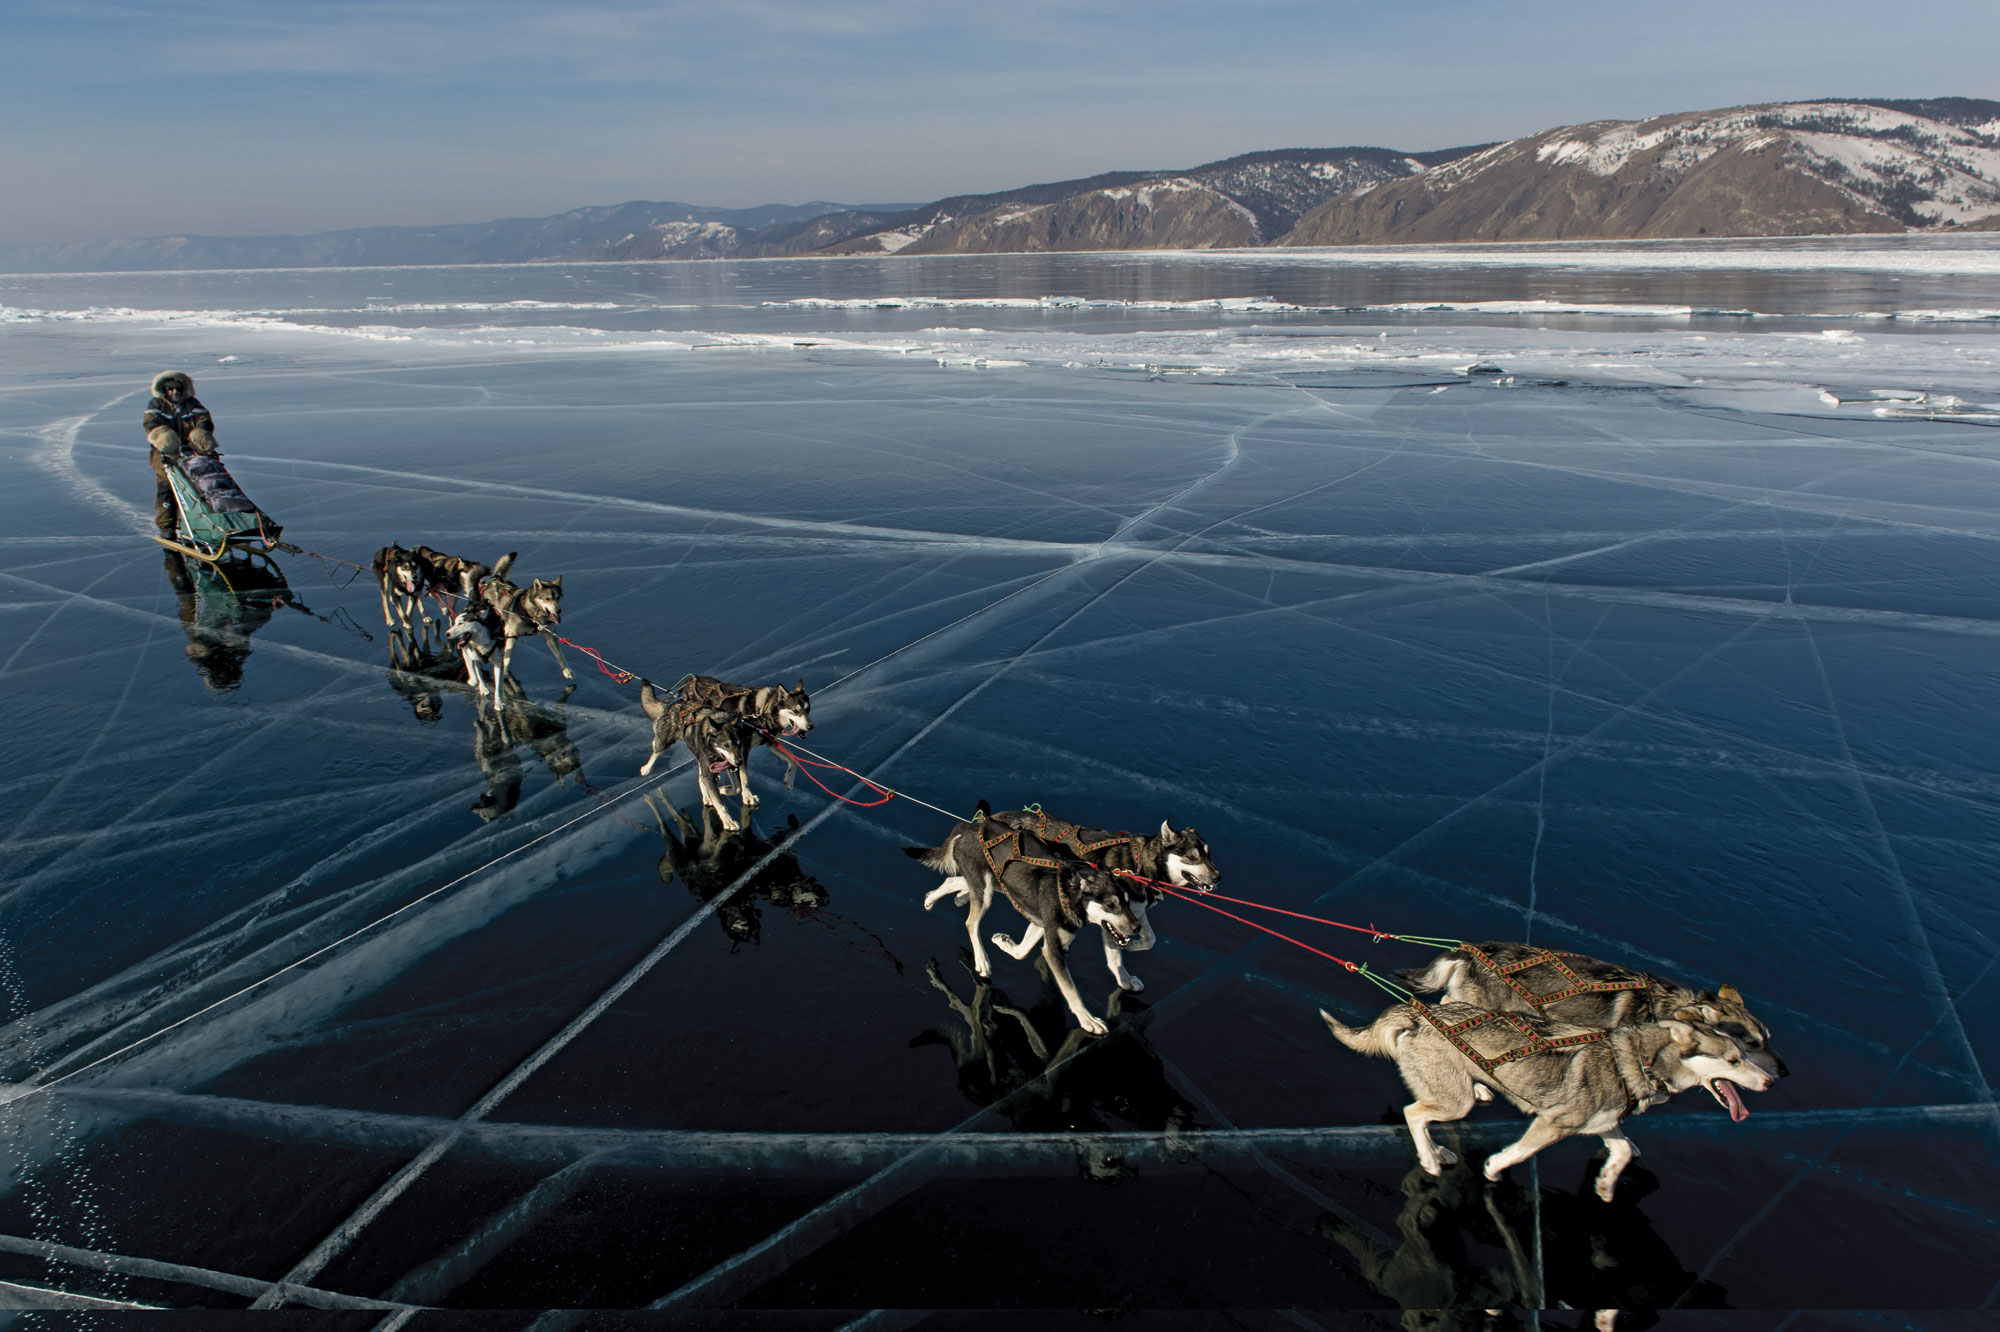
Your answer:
(969, 807), (1219, 996)
(905, 822), (1148, 1036)
(674, 674), (812, 811)
(1322, 1002), (1775, 1201)
(1397, 942), (1788, 1080)
(476, 553), (572, 684)
(638, 681), (752, 831)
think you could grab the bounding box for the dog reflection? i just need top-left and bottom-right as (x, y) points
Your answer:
(471, 679), (584, 822)
(386, 624), (457, 724)
(1321, 1155), (1722, 1330)
(1319, 1152), (1537, 1331)
(644, 794), (828, 948)
(162, 549), (294, 692)
(912, 955), (1196, 1175)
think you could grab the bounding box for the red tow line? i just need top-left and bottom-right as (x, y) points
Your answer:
(554, 635), (639, 684)
(765, 736), (897, 807)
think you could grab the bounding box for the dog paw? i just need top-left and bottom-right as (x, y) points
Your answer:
(1595, 1178), (1619, 1203)
(1482, 1160), (1505, 1183)
(1117, 973), (1145, 992)
(1473, 1084), (1493, 1103)
(562, 669), (576, 680)
(991, 932), (1017, 949)
(742, 793), (760, 809)
(716, 814), (741, 833)
(1078, 1014), (1109, 1036)
(1421, 1159), (1444, 1177)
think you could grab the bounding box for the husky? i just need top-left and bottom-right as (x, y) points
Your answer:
(675, 674), (813, 809)
(475, 553), (572, 685)
(1322, 1002), (1774, 1202)
(373, 543), (432, 631)
(968, 806), (1219, 995)
(905, 819), (1148, 1035)
(373, 543), (494, 630)
(446, 603), (505, 715)
(637, 681), (751, 831)
(1396, 943), (1787, 1080)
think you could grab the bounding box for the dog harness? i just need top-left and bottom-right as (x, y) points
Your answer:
(977, 805), (1134, 875)
(1408, 1000), (1608, 1074)
(1458, 943), (1649, 1010)
(974, 813), (1101, 927)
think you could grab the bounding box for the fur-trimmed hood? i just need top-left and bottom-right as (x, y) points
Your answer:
(151, 370), (194, 397)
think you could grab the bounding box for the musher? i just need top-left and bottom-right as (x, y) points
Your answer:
(144, 370), (218, 532)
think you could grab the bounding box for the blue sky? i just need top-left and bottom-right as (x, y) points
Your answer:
(7, 0), (1997, 244)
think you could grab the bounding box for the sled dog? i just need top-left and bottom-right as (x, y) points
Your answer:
(638, 680), (751, 831)
(1396, 942), (1787, 1079)
(906, 819), (1148, 1035)
(1322, 1001), (1774, 1201)
(968, 805), (1218, 994)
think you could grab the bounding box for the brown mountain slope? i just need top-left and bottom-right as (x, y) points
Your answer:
(901, 180), (1262, 254)
(1278, 101), (2000, 245)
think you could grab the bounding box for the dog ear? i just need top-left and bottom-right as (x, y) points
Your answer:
(795, 678), (805, 694)
(548, 575), (562, 588)
(1718, 982), (1743, 1004)
(1160, 819), (1173, 839)
(1658, 1019), (1699, 1049)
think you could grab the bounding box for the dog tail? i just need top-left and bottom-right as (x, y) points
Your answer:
(490, 551), (518, 580)
(1393, 953), (1465, 996)
(1320, 1006), (1415, 1060)
(904, 842), (957, 874)
(638, 679), (668, 720)
(976, 797), (992, 819)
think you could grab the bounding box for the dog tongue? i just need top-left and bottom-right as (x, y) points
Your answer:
(709, 760), (730, 773)
(1714, 1079), (1748, 1123)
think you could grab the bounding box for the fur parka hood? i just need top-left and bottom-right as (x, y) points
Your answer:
(151, 370), (195, 398)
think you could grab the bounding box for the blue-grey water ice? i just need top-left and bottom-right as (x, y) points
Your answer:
(0, 242), (1997, 1311)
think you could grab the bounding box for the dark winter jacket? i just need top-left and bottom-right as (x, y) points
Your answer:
(143, 370), (214, 449)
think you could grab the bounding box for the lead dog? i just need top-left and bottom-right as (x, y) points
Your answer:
(638, 680), (751, 830)
(1396, 942), (1788, 1080)
(675, 674), (812, 810)
(1322, 1002), (1774, 1201)
(906, 820), (1147, 1035)
(969, 806), (1219, 995)
(475, 554), (572, 685)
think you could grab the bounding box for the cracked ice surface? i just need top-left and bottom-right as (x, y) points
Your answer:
(0, 244), (1997, 1313)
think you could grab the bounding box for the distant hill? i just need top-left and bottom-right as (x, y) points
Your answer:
(5, 97), (1997, 272)
(1278, 99), (2000, 245)
(0, 200), (914, 273)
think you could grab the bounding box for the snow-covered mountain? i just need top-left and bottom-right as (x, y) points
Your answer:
(819, 147), (1482, 255)
(6, 98), (1996, 271)
(1279, 98), (2000, 245)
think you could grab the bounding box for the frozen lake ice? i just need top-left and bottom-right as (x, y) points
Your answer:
(1, 241), (1998, 1319)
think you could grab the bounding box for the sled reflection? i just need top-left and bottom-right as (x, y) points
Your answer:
(643, 794), (829, 948)
(912, 955), (1197, 1172)
(1319, 1154), (1724, 1329)
(470, 680), (585, 822)
(162, 549), (295, 692)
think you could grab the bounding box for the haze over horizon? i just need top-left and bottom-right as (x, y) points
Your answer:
(8, 0), (1998, 247)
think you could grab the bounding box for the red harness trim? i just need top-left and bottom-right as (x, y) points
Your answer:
(1460, 943), (1649, 1009)
(1409, 999), (1608, 1073)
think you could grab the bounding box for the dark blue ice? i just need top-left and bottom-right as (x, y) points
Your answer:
(1, 246), (1998, 1318)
